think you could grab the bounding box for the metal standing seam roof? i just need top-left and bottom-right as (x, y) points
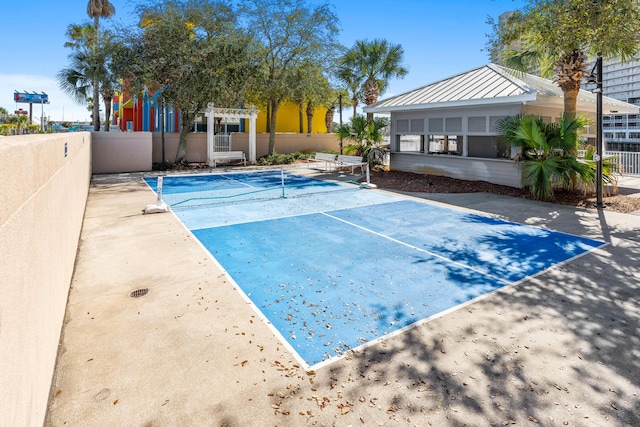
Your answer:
(364, 63), (639, 114)
(366, 64), (532, 111)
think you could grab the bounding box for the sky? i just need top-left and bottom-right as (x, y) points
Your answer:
(0, 0), (525, 123)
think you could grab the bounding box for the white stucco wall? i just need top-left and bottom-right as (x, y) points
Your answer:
(0, 133), (91, 427)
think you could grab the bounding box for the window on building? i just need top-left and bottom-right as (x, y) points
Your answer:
(427, 134), (461, 155)
(396, 134), (424, 152)
(467, 135), (510, 159)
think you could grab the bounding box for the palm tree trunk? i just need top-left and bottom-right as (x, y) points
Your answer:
(563, 88), (579, 116)
(92, 15), (101, 131)
(351, 96), (357, 119)
(366, 112), (374, 124)
(102, 95), (112, 131)
(324, 107), (334, 133)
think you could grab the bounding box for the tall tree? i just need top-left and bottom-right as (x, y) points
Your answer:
(338, 39), (408, 123)
(60, 23), (118, 130)
(489, 0), (640, 115)
(58, 24), (98, 118)
(117, 0), (258, 163)
(335, 65), (362, 119)
(322, 88), (347, 133)
(290, 63), (334, 133)
(241, 0), (340, 154)
(87, 0), (116, 130)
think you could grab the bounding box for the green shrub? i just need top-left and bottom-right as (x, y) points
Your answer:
(0, 124), (16, 135)
(257, 152), (296, 165)
(152, 161), (174, 171)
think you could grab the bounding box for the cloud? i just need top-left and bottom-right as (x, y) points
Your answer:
(0, 74), (92, 122)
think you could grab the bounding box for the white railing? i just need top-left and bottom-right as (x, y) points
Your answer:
(607, 150), (640, 175)
(213, 134), (231, 152)
(577, 150), (640, 176)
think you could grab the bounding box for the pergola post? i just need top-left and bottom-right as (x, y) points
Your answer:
(249, 114), (257, 163)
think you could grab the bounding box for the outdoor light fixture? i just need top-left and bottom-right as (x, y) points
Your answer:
(587, 53), (605, 209)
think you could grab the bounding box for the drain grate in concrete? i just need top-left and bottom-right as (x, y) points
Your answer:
(129, 288), (149, 298)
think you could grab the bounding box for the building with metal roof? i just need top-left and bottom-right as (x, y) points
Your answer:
(364, 63), (639, 187)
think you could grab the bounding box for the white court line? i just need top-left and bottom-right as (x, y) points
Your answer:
(219, 173), (259, 189)
(321, 212), (513, 286)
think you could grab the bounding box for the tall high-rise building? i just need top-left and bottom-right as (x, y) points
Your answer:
(591, 58), (640, 152)
(489, 12), (515, 64)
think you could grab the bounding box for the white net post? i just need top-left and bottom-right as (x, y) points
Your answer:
(361, 163), (377, 189)
(144, 175), (169, 214)
(156, 176), (164, 205)
(281, 168), (286, 198)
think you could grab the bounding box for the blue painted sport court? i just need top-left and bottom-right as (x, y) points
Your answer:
(144, 170), (605, 369)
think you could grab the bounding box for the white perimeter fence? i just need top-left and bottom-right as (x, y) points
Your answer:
(578, 150), (640, 176)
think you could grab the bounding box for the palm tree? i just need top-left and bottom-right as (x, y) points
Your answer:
(323, 89), (347, 133)
(339, 39), (408, 122)
(336, 115), (388, 167)
(335, 65), (363, 119)
(58, 50), (94, 107)
(100, 77), (115, 131)
(581, 145), (619, 196)
(493, 0), (640, 115)
(58, 24), (99, 122)
(9, 115), (29, 135)
(87, 0), (115, 131)
(498, 114), (593, 200)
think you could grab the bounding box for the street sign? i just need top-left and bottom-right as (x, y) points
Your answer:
(14, 91), (49, 104)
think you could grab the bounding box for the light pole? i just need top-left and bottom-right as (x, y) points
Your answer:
(594, 53), (605, 209)
(587, 53), (605, 208)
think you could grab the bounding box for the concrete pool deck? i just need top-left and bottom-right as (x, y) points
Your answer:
(46, 171), (640, 426)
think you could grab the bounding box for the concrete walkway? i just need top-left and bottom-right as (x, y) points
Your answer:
(47, 172), (640, 426)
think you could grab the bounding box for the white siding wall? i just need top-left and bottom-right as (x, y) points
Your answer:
(390, 152), (523, 188)
(389, 105), (523, 186)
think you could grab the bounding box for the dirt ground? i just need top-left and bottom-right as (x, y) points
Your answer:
(366, 170), (640, 214)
